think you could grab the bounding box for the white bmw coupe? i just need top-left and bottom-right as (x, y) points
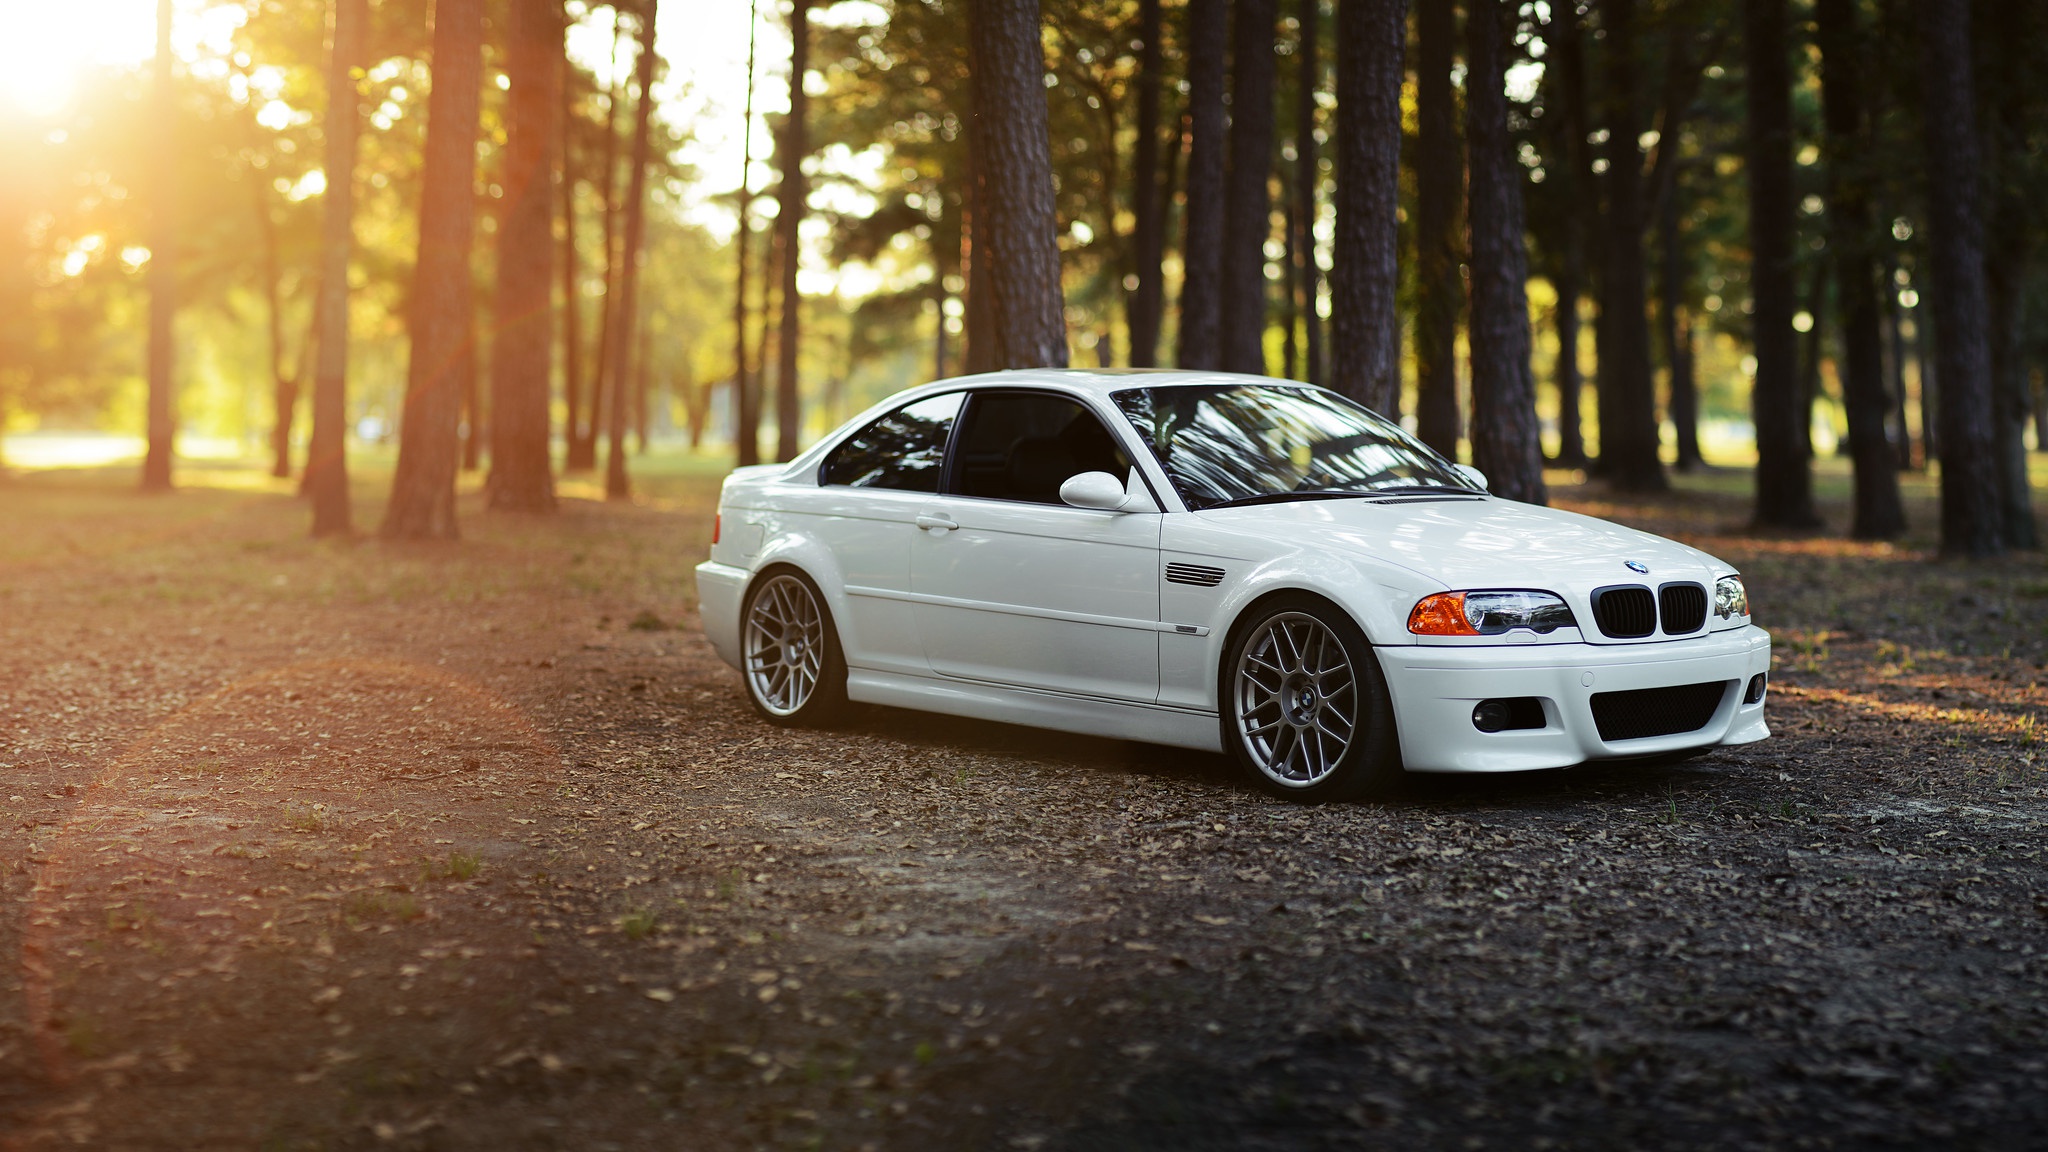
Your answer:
(696, 369), (1770, 801)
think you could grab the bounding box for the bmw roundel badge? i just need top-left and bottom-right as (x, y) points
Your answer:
(1624, 559), (1650, 574)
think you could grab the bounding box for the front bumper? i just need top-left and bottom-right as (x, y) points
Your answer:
(1380, 625), (1771, 772)
(695, 560), (749, 671)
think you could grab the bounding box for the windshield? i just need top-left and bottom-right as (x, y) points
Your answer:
(1111, 384), (1478, 510)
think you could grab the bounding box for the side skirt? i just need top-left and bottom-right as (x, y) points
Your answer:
(845, 669), (1224, 754)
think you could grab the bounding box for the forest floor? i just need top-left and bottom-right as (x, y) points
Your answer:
(1, 452), (2047, 1151)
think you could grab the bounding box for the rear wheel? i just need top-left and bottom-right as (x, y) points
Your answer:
(1222, 596), (1401, 801)
(740, 568), (847, 725)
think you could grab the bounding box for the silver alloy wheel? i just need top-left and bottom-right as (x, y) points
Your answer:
(744, 573), (825, 717)
(1234, 611), (1359, 788)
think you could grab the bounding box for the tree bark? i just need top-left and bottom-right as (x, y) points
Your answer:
(487, 0), (561, 513)
(142, 0), (178, 493)
(1980, 0), (2037, 549)
(1296, 0), (1323, 387)
(1658, 165), (1702, 471)
(382, 0), (485, 540)
(307, 0), (364, 537)
(1413, 0), (1461, 457)
(1221, 0), (1278, 374)
(1539, 4), (1589, 468)
(734, 2), (762, 463)
(1746, 0), (1817, 526)
(559, 43), (584, 476)
(1465, 0), (1544, 504)
(967, 0), (1069, 369)
(604, 0), (658, 501)
(1591, 0), (1664, 491)
(1178, 0), (1228, 369)
(775, 0), (810, 461)
(1814, 0), (1903, 537)
(573, 12), (628, 472)
(1918, 0), (2003, 556)
(1331, 0), (1406, 416)
(254, 143), (300, 481)
(1127, 0), (1166, 367)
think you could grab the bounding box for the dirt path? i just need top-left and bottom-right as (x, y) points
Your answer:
(3, 470), (2047, 1150)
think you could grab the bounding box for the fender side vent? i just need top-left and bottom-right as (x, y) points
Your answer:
(1165, 562), (1225, 587)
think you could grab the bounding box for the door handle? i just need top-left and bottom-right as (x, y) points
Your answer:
(915, 513), (958, 532)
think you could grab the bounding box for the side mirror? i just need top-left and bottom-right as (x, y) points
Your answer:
(1454, 463), (1489, 492)
(1059, 470), (1131, 511)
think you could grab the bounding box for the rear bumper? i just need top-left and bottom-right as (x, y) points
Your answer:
(1380, 626), (1771, 773)
(694, 560), (749, 671)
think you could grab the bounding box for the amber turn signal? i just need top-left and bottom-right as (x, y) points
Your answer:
(1408, 592), (1480, 636)
(712, 513), (721, 545)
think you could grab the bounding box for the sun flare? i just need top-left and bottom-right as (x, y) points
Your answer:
(0, 0), (226, 116)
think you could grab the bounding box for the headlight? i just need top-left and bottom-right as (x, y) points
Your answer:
(1713, 575), (1749, 621)
(1408, 590), (1577, 637)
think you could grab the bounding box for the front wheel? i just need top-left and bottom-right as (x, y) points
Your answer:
(740, 568), (847, 725)
(1222, 596), (1401, 801)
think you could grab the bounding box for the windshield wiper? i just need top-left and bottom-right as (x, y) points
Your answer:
(1366, 484), (1483, 496)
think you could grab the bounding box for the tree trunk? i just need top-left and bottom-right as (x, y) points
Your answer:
(1918, 0), (2003, 556)
(604, 0), (658, 501)
(1746, 0), (1817, 526)
(1980, 0), (2037, 549)
(142, 0), (177, 493)
(967, 0), (1069, 368)
(1881, 255), (1912, 467)
(775, 0), (810, 462)
(1539, 4), (1590, 468)
(486, 0), (560, 513)
(461, 347), (481, 471)
(1127, 0), (1166, 367)
(1178, 0), (1228, 369)
(1465, 0), (1544, 504)
(1331, 0), (1406, 417)
(733, 2), (762, 464)
(1814, 0), (1903, 536)
(307, 0), (364, 537)
(559, 43), (584, 476)
(574, 12), (628, 472)
(1413, 0), (1461, 457)
(254, 144), (300, 481)
(1796, 259), (1826, 461)
(382, 0), (484, 540)
(1221, 0), (1277, 374)
(1296, 0), (1323, 388)
(1592, 0), (1665, 491)
(1658, 165), (1702, 471)
(1282, 193), (1299, 379)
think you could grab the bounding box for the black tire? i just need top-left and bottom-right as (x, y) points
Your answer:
(1220, 594), (1402, 802)
(738, 566), (848, 726)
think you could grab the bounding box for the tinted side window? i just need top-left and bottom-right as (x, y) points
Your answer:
(819, 392), (963, 491)
(954, 392), (1133, 504)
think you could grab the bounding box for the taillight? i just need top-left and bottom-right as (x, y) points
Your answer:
(711, 513), (721, 545)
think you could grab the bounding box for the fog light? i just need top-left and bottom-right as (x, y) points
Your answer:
(1744, 673), (1768, 704)
(1472, 700), (1512, 732)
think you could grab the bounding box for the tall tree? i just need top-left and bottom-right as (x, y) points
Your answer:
(1412, 0), (1461, 457)
(605, 0), (659, 500)
(1815, 0), (1903, 538)
(968, 0), (1070, 368)
(1178, 0), (1228, 369)
(1465, 0), (1545, 504)
(1537, 4), (1589, 468)
(251, 136), (303, 482)
(1294, 0), (1324, 387)
(1979, 0), (2038, 549)
(1591, 0), (1664, 490)
(574, 12), (629, 471)
(382, 0), (485, 540)
(1331, 0), (1406, 416)
(142, 0), (178, 493)
(775, 0), (811, 462)
(1745, 0), (1817, 527)
(1657, 163), (1702, 470)
(307, 0), (365, 538)
(1918, 0), (2004, 556)
(559, 39), (585, 476)
(733, 0), (763, 465)
(1127, 0), (1167, 367)
(1221, 0), (1278, 374)
(487, 0), (561, 513)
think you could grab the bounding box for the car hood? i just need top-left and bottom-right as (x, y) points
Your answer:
(1193, 494), (1731, 589)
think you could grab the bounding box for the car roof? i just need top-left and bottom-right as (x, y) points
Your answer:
(915, 367), (1315, 401)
